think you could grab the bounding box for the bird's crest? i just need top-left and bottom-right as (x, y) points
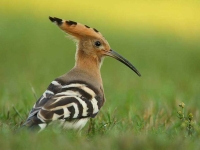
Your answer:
(49, 16), (103, 40)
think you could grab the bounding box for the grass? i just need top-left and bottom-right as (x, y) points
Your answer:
(1, 12), (200, 149)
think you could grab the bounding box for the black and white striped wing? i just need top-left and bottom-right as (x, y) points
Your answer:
(23, 80), (103, 131)
(25, 81), (62, 121)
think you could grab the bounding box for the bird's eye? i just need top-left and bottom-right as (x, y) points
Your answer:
(94, 41), (101, 47)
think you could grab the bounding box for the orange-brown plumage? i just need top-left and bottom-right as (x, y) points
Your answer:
(56, 19), (104, 39)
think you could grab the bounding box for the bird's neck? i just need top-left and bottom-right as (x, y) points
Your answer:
(74, 49), (103, 84)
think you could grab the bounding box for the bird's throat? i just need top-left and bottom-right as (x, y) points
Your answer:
(75, 50), (103, 83)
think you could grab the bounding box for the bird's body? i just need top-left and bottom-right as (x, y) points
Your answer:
(23, 17), (141, 131)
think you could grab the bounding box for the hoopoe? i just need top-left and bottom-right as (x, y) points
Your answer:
(23, 16), (141, 131)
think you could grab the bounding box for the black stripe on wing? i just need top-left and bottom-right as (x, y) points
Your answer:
(55, 79), (99, 95)
(68, 106), (75, 119)
(62, 87), (92, 99)
(95, 95), (103, 110)
(54, 109), (64, 115)
(48, 81), (62, 93)
(80, 96), (93, 116)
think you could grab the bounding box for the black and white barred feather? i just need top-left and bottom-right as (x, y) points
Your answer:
(23, 78), (104, 131)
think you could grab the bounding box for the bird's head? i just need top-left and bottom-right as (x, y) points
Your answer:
(49, 16), (141, 77)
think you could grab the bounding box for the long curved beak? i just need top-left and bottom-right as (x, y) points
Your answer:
(106, 49), (141, 77)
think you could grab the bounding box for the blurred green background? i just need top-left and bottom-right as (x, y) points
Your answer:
(0, 0), (200, 149)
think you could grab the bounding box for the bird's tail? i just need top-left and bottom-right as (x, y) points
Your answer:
(20, 116), (47, 132)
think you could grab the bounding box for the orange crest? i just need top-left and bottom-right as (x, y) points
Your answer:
(49, 17), (103, 40)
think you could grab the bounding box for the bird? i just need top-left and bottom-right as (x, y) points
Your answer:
(22, 16), (141, 132)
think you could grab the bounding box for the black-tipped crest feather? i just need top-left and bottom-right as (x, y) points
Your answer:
(49, 16), (63, 25)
